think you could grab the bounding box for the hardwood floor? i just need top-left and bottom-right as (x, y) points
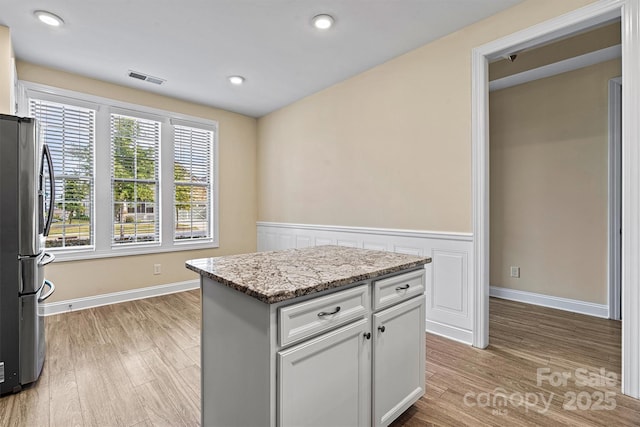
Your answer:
(0, 293), (638, 426)
(0, 290), (201, 427)
(393, 298), (640, 427)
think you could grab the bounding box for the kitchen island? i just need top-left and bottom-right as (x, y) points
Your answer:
(187, 245), (431, 427)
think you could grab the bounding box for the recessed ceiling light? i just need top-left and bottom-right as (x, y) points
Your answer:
(312, 14), (334, 30)
(228, 75), (245, 86)
(34, 10), (64, 27)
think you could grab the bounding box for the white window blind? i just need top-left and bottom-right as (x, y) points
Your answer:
(23, 81), (219, 260)
(110, 113), (161, 245)
(30, 99), (95, 249)
(173, 124), (213, 241)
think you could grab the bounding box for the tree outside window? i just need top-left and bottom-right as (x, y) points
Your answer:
(111, 114), (160, 244)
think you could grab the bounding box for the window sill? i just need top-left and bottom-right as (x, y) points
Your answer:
(48, 240), (219, 262)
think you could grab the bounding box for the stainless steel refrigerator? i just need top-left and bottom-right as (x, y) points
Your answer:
(0, 113), (56, 394)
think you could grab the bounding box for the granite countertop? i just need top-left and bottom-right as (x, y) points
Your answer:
(186, 245), (431, 304)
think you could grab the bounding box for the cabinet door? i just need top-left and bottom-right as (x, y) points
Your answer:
(278, 318), (370, 427)
(373, 296), (426, 426)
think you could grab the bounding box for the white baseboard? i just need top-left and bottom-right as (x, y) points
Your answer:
(490, 286), (609, 318)
(426, 320), (473, 345)
(42, 280), (200, 316)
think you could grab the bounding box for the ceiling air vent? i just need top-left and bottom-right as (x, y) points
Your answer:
(128, 70), (166, 85)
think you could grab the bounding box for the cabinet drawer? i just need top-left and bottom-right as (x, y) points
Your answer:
(279, 284), (369, 347)
(373, 269), (425, 311)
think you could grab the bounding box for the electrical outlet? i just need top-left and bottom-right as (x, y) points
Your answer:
(154, 264), (162, 275)
(510, 266), (520, 278)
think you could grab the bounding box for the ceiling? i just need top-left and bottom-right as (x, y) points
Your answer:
(1, 0), (524, 118)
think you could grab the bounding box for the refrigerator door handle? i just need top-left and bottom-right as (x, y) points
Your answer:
(42, 144), (55, 237)
(38, 280), (55, 303)
(39, 252), (55, 266)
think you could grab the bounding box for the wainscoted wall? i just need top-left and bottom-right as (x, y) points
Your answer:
(257, 222), (475, 345)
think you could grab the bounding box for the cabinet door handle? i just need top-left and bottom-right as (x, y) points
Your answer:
(396, 284), (410, 291)
(363, 332), (371, 340)
(317, 306), (341, 317)
(378, 326), (386, 333)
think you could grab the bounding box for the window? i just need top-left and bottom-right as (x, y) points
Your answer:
(110, 114), (160, 245)
(30, 99), (95, 249)
(24, 82), (218, 261)
(173, 123), (213, 241)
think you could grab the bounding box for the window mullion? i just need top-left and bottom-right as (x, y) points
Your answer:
(161, 121), (174, 248)
(94, 107), (111, 253)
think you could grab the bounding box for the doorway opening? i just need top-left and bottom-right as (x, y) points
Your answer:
(472, 0), (640, 398)
(488, 21), (621, 322)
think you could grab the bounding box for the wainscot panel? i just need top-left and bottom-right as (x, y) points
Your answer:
(257, 222), (474, 345)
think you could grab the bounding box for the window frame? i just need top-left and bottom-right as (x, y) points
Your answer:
(21, 81), (219, 262)
(29, 95), (97, 251)
(171, 118), (215, 244)
(110, 111), (162, 247)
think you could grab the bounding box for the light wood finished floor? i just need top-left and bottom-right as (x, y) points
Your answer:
(393, 298), (640, 426)
(1, 292), (638, 426)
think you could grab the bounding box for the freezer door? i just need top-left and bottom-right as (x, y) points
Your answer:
(18, 291), (45, 385)
(17, 117), (42, 256)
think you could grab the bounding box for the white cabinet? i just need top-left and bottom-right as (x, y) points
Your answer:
(373, 296), (426, 426)
(199, 267), (426, 427)
(278, 318), (371, 427)
(277, 272), (426, 427)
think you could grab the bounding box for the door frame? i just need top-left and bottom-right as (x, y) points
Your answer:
(609, 76), (622, 321)
(472, 0), (640, 398)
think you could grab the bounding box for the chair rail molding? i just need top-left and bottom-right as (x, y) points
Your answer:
(257, 221), (475, 345)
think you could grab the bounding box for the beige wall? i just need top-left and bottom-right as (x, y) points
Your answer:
(9, 0), (605, 302)
(257, 0), (599, 232)
(17, 62), (258, 302)
(0, 26), (14, 114)
(489, 59), (620, 304)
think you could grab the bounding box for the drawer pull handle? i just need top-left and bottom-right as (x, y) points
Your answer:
(378, 326), (386, 333)
(396, 284), (410, 291)
(318, 306), (341, 317)
(363, 332), (371, 340)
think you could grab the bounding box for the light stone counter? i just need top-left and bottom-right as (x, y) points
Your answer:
(186, 245), (431, 303)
